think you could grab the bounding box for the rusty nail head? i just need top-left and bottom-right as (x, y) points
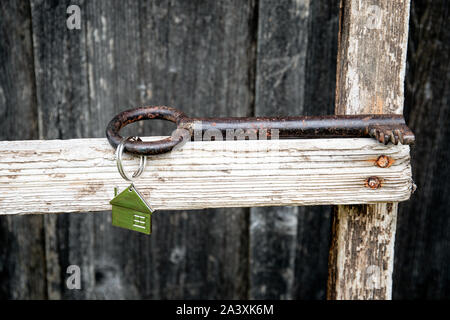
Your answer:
(376, 155), (391, 168)
(366, 176), (382, 189)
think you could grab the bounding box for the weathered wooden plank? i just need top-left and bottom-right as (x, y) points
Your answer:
(83, 0), (147, 300)
(30, 0), (95, 299)
(82, 0), (255, 299)
(394, 0), (450, 299)
(294, 0), (339, 299)
(27, 0), (254, 299)
(0, 137), (413, 214)
(250, 0), (340, 300)
(327, 0), (411, 299)
(0, 0), (46, 299)
(250, 0), (311, 299)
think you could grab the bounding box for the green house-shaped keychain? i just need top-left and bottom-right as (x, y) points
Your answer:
(110, 184), (153, 235)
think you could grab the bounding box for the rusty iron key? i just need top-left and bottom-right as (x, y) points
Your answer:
(106, 106), (415, 156)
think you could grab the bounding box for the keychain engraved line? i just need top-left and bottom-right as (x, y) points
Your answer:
(110, 136), (154, 235)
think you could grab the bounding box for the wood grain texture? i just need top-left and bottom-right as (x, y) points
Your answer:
(250, 0), (311, 299)
(328, 0), (411, 300)
(250, 0), (340, 300)
(29, 0), (256, 299)
(0, 0), (46, 299)
(293, 0), (339, 299)
(335, 0), (410, 115)
(86, 0), (255, 299)
(0, 137), (413, 214)
(394, 0), (450, 299)
(1, 0), (447, 300)
(30, 0), (94, 299)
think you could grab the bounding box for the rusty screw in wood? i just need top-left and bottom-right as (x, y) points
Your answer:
(366, 176), (382, 189)
(376, 155), (392, 168)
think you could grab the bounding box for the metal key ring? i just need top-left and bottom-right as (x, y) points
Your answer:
(116, 136), (147, 182)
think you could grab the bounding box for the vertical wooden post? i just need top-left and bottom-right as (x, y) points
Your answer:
(327, 0), (411, 299)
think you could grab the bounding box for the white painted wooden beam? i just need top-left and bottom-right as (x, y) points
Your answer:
(0, 137), (413, 215)
(327, 0), (412, 300)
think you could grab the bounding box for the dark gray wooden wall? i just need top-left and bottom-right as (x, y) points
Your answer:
(0, 0), (448, 299)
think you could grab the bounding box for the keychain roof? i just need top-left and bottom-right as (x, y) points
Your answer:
(110, 184), (153, 214)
